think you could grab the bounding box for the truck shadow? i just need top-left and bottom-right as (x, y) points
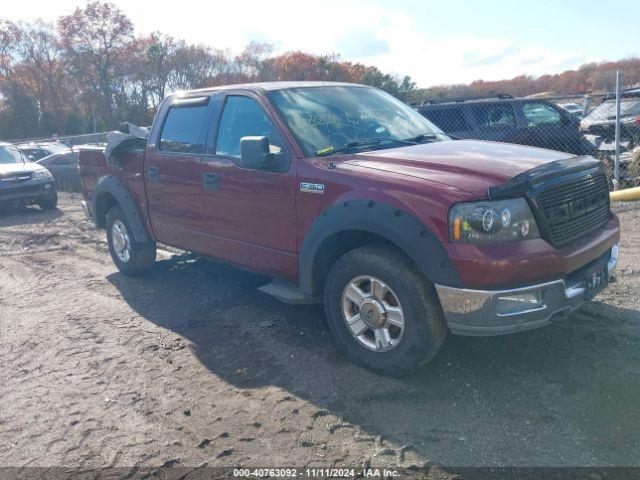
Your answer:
(107, 253), (640, 465)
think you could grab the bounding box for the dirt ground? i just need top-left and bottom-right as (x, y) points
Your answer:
(1, 194), (640, 476)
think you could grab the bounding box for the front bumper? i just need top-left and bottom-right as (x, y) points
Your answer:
(435, 243), (619, 336)
(0, 179), (56, 203)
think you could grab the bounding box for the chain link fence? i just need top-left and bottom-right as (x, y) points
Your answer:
(414, 73), (640, 190)
(8, 74), (640, 192)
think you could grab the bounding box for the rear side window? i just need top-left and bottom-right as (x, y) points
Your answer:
(523, 102), (561, 126)
(49, 153), (77, 166)
(420, 107), (471, 132)
(159, 105), (208, 153)
(22, 148), (47, 161)
(470, 103), (516, 129)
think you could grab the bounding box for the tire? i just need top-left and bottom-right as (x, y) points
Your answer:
(37, 190), (58, 210)
(106, 205), (156, 275)
(323, 245), (447, 376)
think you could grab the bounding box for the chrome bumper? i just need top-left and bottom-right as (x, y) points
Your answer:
(435, 244), (619, 336)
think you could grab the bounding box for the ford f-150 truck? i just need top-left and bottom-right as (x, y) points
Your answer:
(78, 82), (620, 376)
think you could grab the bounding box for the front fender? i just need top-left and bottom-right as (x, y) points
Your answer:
(299, 200), (461, 295)
(92, 175), (151, 243)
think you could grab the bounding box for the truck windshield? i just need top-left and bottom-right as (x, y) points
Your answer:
(268, 86), (448, 157)
(0, 146), (26, 164)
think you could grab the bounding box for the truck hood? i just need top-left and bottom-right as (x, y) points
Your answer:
(343, 140), (573, 196)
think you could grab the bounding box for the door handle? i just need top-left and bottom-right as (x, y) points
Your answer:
(203, 172), (220, 190)
(148, 166), (160, 181)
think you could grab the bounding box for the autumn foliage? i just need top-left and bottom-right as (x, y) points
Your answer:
(409, 59), (640, 104)
(0, 2), (416, 140)
(1, 1), (639, 140)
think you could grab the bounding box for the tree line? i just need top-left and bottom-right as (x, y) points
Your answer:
(0, 1), (417, 140)
(409, 57), (640, 104)
(1, 1), (639, 140)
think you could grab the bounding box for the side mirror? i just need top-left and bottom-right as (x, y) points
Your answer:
(240, 136), (272, 169)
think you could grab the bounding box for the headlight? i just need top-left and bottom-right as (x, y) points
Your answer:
(32, 168), (52, 179)
(449, 198), (540, 244)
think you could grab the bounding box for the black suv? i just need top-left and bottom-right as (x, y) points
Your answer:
(416, 97), (596, 156)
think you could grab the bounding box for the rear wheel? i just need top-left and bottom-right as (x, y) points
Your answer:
(323, 245), (447, 376)
(106, 205), (156, 275)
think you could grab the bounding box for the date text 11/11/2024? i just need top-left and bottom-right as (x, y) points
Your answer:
(232, 468), (400, 477)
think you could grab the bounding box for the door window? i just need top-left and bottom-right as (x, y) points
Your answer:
(21, 148), (48, 161)
(421, 107), (471, 132)
(471, 103), (516, 130)
(48, 153), (77, 166)
(215, 96), (286, 164)
(159, 105), (209, 153)
(523, 103), (561, 126)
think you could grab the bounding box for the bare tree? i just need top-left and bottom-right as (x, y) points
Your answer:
(58, 1), (134, 127)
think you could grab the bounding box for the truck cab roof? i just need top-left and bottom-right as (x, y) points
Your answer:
(187, 81), (368, 96)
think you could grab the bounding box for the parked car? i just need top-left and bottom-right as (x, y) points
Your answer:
(580, 95), (640, 148)
(0, 142), (57, 210)
(78, 82), (619, 376)
(558, 102), (584, 119)
(36, 151), (81, 191)
(416, 97), (597, 155)
(17, 141), (71, 162)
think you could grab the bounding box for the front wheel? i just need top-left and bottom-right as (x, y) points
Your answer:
(106, 205), (156, 275)
(323, 245), (447, 376)
(37, 191), (58, 210)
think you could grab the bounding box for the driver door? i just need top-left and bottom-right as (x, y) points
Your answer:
(199, 93), (298, 279)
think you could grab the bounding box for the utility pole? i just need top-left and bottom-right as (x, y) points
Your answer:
(91, 101), (97, 134)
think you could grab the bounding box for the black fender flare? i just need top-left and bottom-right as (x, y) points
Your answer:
(92, 175), (151, 243)
(298, 200), (461, 295)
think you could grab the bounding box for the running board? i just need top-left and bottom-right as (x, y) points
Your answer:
(258, 280), (322, 305)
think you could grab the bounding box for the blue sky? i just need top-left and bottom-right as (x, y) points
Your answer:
(4, 0), (639, 87)
(402, 0), (638, 61)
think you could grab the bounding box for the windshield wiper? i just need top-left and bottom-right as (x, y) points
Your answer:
(316, 137), (415, 157)
(402, 133), (440, 143)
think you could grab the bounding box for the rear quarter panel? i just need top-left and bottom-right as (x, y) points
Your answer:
(78, 146), (107, 202)
(78, 146), (149, 228)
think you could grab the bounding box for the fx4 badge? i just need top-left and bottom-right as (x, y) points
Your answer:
(300, 182), (325, 194)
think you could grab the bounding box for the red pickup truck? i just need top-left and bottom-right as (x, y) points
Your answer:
(79, 82), (620, 376)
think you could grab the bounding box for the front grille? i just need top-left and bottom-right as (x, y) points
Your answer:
(0, 171), (32, 182)
(534, 172), (610, 246)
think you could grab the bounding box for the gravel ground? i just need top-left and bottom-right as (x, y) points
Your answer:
(1, 194), (639, 476)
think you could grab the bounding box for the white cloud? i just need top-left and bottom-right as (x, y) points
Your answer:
(343, 13), (586, 86)
(2, 0), (589, 87)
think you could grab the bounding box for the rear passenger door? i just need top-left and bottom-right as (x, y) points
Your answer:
(145, 96), (210, 249)
(468, 103), (519, 143)
(199, 93), (298, 278)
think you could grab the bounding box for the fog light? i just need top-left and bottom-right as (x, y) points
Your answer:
(496, 291), (545, 316)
